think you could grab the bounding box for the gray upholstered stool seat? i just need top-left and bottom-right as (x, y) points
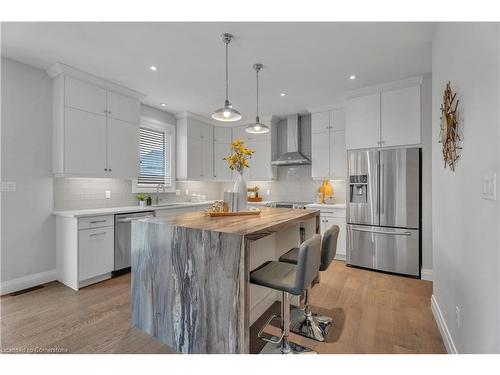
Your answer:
(250, 234), (321, 354)
(278, 225), (340, 342)
(250, 262), (301, 295)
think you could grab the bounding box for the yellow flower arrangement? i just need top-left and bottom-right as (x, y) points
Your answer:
(223, 138), (254, 173)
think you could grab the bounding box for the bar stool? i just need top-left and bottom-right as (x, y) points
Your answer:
(250, 234), (322, 354)
(279, 225), (339, 342)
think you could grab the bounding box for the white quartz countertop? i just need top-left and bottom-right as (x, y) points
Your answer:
(52, 201), (214, 218)
(305, 203), (346, 209)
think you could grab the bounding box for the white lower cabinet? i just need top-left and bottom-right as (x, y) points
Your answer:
(316, 208), (346, 260)
(56, 214), (114, 290)
(78, 226), (114, 282)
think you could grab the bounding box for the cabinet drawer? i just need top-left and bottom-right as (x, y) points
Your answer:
(319, 210), (346, 218)
(78, 227), (114, 281)
(78, 215), (114, 230)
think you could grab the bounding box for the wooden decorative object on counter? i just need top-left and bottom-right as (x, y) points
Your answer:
(439, 81), (461, 171)
(248, 196), (263, 202)
(206, 209), (261, 217)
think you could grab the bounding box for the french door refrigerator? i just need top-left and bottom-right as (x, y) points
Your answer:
(346, 147), (421, 277)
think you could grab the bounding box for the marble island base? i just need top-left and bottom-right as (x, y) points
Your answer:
(131, 208), (319, 353)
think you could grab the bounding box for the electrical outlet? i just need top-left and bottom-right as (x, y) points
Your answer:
(185, 189), (189, 196)
(1, 181), (16, 192)
(482, 173), (497, 200)
(455, 306), (461, 329)
(175, 189), (181, 196)
(266, 189), (271, 196)
(105, 190), (111, 199)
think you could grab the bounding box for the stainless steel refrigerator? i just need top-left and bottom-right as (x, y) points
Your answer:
(346, 148), (421, 277)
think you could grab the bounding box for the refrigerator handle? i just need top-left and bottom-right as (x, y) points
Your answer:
(380, 162), (384, 215)
(351, 227), (412, 236)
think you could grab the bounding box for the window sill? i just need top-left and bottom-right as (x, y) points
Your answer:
(131, 180), (176, 194)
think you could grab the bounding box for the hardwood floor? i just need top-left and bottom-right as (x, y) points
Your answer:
(0, 261), (445, 354)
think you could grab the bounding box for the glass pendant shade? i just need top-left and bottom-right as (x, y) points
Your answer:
(212, 100), (242, 122)
(245, 116), (270, 134)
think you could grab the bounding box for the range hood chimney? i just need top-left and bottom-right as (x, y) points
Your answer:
(271, 114), (311, 166)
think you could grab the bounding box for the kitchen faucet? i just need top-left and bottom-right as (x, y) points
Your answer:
(155, 184), (165, 205)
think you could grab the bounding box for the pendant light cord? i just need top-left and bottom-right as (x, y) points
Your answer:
(256, 67), (259, 118)
(225, 41), (229, 102)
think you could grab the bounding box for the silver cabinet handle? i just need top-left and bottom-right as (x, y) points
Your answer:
(89, 231), (107, 237)
(90, 220), (107, 224)
(352, 227), (411, 236)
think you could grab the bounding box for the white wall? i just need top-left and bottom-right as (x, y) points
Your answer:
(432, 23), (500, 353)
(1, 57), (55, 287)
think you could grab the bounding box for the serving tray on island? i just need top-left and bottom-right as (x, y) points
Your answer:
(206, 209), (261, 217)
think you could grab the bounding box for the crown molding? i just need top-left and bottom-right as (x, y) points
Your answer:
(306, 102), (344, 114)
(46, 62), (146, 100)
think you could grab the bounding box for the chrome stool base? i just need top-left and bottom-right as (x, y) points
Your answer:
(290, 307), (332, 342)
(259, 337), (317, 354)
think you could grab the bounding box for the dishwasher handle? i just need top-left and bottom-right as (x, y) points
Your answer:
(117, 215), (155, 223)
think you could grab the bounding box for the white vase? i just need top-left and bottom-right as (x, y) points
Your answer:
(139, 201), (146, 207)
(233, 171), (247, 211)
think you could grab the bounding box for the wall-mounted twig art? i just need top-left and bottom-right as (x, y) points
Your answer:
(439, 81), (461, 171)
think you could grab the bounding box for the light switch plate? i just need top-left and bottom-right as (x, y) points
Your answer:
(175, 189), (181, 196)
(105, 190), (111, 199)
(481, 173), (497, 200)
(1, 181), (16, 192)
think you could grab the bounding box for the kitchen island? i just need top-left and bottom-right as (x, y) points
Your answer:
(130, 207), (320, 354)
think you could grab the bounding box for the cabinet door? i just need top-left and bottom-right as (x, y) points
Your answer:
(214, 143), (232, 180)
(214, 127), (232, 143)
(187, 138), (204, 179)
(247, 138), (272, 180)
(330, 130), (346, 179)
(202, 140), (214, 179)
(311, 131), (330, 179)
(107, 91), (140, 124)
(78, 227), (114, 281)
(324, 216), (347, 258)
(381, 86), (421, 147)
(330, 109), (345, 131)
(232, 125), (246, 142)
(311, 111), (330, 133)
(107, 118), (139, 179)
(201, 123), (214, 143)
(65, 76), (107, 115)
(64, 107), (107, 176)
(345, 93), (381, 150)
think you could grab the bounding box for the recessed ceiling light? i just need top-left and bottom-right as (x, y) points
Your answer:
(349, 75), (357, 80)
(280, 92), (286, 97)
(160, 103), (167, 107)
(150, 65), (158, 71)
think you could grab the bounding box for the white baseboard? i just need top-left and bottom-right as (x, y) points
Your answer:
(421, 268), (433, 281)
(431, 294), (458, 354)
(0, 269), (57, 295)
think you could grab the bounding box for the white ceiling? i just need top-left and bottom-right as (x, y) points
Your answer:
(1, 22), (435, 124)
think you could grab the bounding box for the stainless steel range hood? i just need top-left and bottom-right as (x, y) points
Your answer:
(271, 114), (311, 166)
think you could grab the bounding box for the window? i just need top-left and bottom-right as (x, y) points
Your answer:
(133, 119), (175, 193)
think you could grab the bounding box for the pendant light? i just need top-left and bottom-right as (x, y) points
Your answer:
(245, 63), (270, 134)
(212, 33), (242, 122)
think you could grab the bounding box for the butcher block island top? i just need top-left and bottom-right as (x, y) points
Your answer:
(142, 207), (320, 236)
(131, 207), (320, 354)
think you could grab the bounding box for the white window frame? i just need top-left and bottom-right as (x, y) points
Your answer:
(132, 117), (176, 193)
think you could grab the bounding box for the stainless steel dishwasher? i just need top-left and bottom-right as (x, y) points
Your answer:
(114, 211), (155, 275)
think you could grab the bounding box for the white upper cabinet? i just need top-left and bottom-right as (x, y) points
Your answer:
(107, 91), (141, 124)
(214, 143), (232, 180)
(52, 67), (142, 178)
(381, 86), (421, 147)
(214, 126), (232, 143)
(106, 118), (140, 179)
(345, 93), (381, 150)
(176, 114), (215, 180)
(311, 109), (346, 179)
(311, 111), (330, 133)
(213, 127), (233, 181)
(64, 76), (107, 115)
(64, 107), (107, 176)
(345, 78), (423, 150)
